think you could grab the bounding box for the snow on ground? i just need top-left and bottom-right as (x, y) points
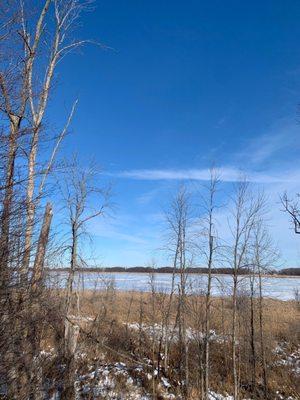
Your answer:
(46, 356), (252, 400)
(15, 339), (298, 400)
(274, 342), (300, 376)
(208, 392), (234, 400)
(74, 361), (175, 400)
(73, 362), (255, 400)
(125, 322), (228, 344)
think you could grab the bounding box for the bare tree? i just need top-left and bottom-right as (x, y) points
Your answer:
(197, 168), (221, 399)
(20, 0), (94, 282)
(0, 1), (95, 397)
(281, 192), (300, 234)
(59, 157), (110, 399)
(148, 269), (158, 399)
(226, 180), (265, 400)
(251, 219), (279, 398)
(165, 184), (193, 398)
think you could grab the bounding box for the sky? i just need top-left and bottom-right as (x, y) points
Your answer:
(48, 0), (300, 268)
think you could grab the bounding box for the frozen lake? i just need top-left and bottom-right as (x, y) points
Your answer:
(47, 271), (300, 301)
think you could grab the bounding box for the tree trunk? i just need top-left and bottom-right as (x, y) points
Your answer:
(232, 275), (238, 400)
(258, 271), (268, 398)
(31, 202), (53, 291)
(250, 277), (256, 392)
(61, 320), (80, 400)
(21, 127), (40, 283)
(0, 117), (20, 285)
(204, 234), (213, 399)
(62, 223), (78, 399)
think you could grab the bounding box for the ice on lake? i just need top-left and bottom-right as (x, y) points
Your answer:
(47, 271), (300, 301)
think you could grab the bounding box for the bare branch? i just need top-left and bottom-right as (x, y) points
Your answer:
(38, 99), (78, 197)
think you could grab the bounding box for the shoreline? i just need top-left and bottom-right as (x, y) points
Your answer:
(47, 269), (300, 279)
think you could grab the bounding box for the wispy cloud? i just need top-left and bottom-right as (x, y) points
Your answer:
(106, 166), (300, 184)
(136, 187), (163, 205)
(237, 119), (300, 165)
(87, 216), (149, 245)
(107, 167), (241, 181)
(98, 118), (300, 267)
(92, 168), (300, 267)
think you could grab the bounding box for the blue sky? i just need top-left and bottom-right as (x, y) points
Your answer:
(49, 1), (300, 267)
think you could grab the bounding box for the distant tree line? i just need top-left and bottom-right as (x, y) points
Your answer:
(277, 267), (300, 276)
(47, 266), (300, 276)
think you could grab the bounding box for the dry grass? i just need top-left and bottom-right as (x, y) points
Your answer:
(78, 290), (299, 341)
(41, 288), (300, 399)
